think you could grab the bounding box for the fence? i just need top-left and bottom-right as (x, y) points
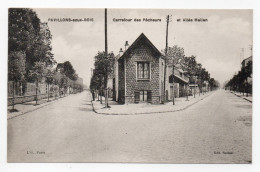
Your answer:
(7, 81), (83, 106)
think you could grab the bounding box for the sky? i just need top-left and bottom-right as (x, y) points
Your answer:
(34, 9), (253, 87)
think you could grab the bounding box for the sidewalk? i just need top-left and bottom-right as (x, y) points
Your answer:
(91, 92), (213, 115)
(231, 91), (252, 103)
(7, 94), (74, 120)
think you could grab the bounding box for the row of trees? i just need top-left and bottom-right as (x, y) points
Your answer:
(29, 61), (80, 105)
(8, 8), (55, 111)
(8, 8), (81, 111)
(163, 45), (219, 104)
(225, 61), (252, 96)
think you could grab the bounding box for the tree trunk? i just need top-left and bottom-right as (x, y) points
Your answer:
(35, 81), (38, 105)
(172, 66), (175, 105)
(92, 91), (95, 101)
(105, 75), (109, 108)
(199, 84), (201, 96)
(194, 86), (196, 98)
(12, 81), (15, 110)
(104, 89), (107, 106)
(186, 84), (189, 101)
(100, 89), (102, 104)
(47, 83), (50, 102)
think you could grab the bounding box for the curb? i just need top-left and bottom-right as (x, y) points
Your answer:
(231, 92), (252, 103)
(7, 95), (71, 120)
(91, 92), (213, 115)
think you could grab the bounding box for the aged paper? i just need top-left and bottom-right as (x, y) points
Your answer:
(7, 8), (252, 163)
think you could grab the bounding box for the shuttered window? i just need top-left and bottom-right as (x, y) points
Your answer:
(134, 91), (140, 103)
(147, 91), (152, 103)
(136, 90), (152, 103)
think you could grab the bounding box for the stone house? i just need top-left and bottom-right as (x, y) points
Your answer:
(112, 33), (190, 104)
(114, 33), (164, 104)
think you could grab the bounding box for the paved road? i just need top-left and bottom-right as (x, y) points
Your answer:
(8, 89), (252, 163)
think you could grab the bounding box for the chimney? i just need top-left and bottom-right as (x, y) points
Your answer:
(119, 48), (123, 56)
(125, 41), (129, 51)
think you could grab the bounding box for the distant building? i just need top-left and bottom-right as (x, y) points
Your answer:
(241, 56), (252, 68)
(241, 56), (253, 87)
(166, 67), (189, 100)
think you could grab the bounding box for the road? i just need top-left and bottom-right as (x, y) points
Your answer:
(7, 89), (252, 163)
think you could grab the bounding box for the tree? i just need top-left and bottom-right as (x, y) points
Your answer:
(8, 51), (26, 111)
(244, 61), (252, 96)
(195, 63), (202, 95)
(90, 70), (104, 101)
(9, 8), (55, 83)
(209, 78), (219, 91)
(197, 67), (210, 94)
(45, 66), (55, 101)
(182, 55), (197, 76)
(29, 62), (46, 105)
(182, 55), (199, 97)
(63, 61), (77, 81)
(93, 51), (115, 107)
(164, 45), (185, 105)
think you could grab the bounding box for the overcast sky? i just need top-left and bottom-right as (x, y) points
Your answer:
(34, 9), (252, 87)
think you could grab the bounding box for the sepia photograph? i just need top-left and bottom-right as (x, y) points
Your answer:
(7, 8), (253, 163)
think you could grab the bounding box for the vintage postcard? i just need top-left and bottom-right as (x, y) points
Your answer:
(7, 8), (252, 163)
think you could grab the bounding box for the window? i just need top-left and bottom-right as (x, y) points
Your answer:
(137, 62), (150, 79)
(135, 90), (152, 103)
(140, 90), (148, 101)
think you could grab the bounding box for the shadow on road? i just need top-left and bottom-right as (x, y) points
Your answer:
(78, 107), (92, 112)
(235, 104), (251, 109)
(81, 103), (92, 106)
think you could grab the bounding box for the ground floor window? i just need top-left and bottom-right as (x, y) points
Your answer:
(140, 90), (148, 101)
(134, 90), (152, 103)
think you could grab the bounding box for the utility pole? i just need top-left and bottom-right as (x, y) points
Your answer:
(105, 8), (108, 54)
(249, 44), (253, 57)
(241, 48), (244, 62)
(163, 14), (170, 104)
(104, 8), (108, 108)
(239, 52), (241, 68)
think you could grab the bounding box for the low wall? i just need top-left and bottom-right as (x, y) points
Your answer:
(8, 93), (50, 106)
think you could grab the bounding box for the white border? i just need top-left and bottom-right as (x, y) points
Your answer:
(1, 0), (259, 172)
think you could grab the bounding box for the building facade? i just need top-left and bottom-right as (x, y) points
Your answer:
(116, 33), (163, 104)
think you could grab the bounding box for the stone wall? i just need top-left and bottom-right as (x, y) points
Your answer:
(118, 59), (125, 103)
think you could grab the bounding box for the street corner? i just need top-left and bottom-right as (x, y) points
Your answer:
(91, 92), (213, 115)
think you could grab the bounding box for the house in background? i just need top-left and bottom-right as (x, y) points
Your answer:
(241, 56), (252, 68)
(241, 56), (253, 93)
(241, 56), (252, 84)
(166, 67), (189, 100)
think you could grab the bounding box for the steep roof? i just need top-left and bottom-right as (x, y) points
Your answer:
(118, 33), (161, 60)
(241, 56), (252, 63)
